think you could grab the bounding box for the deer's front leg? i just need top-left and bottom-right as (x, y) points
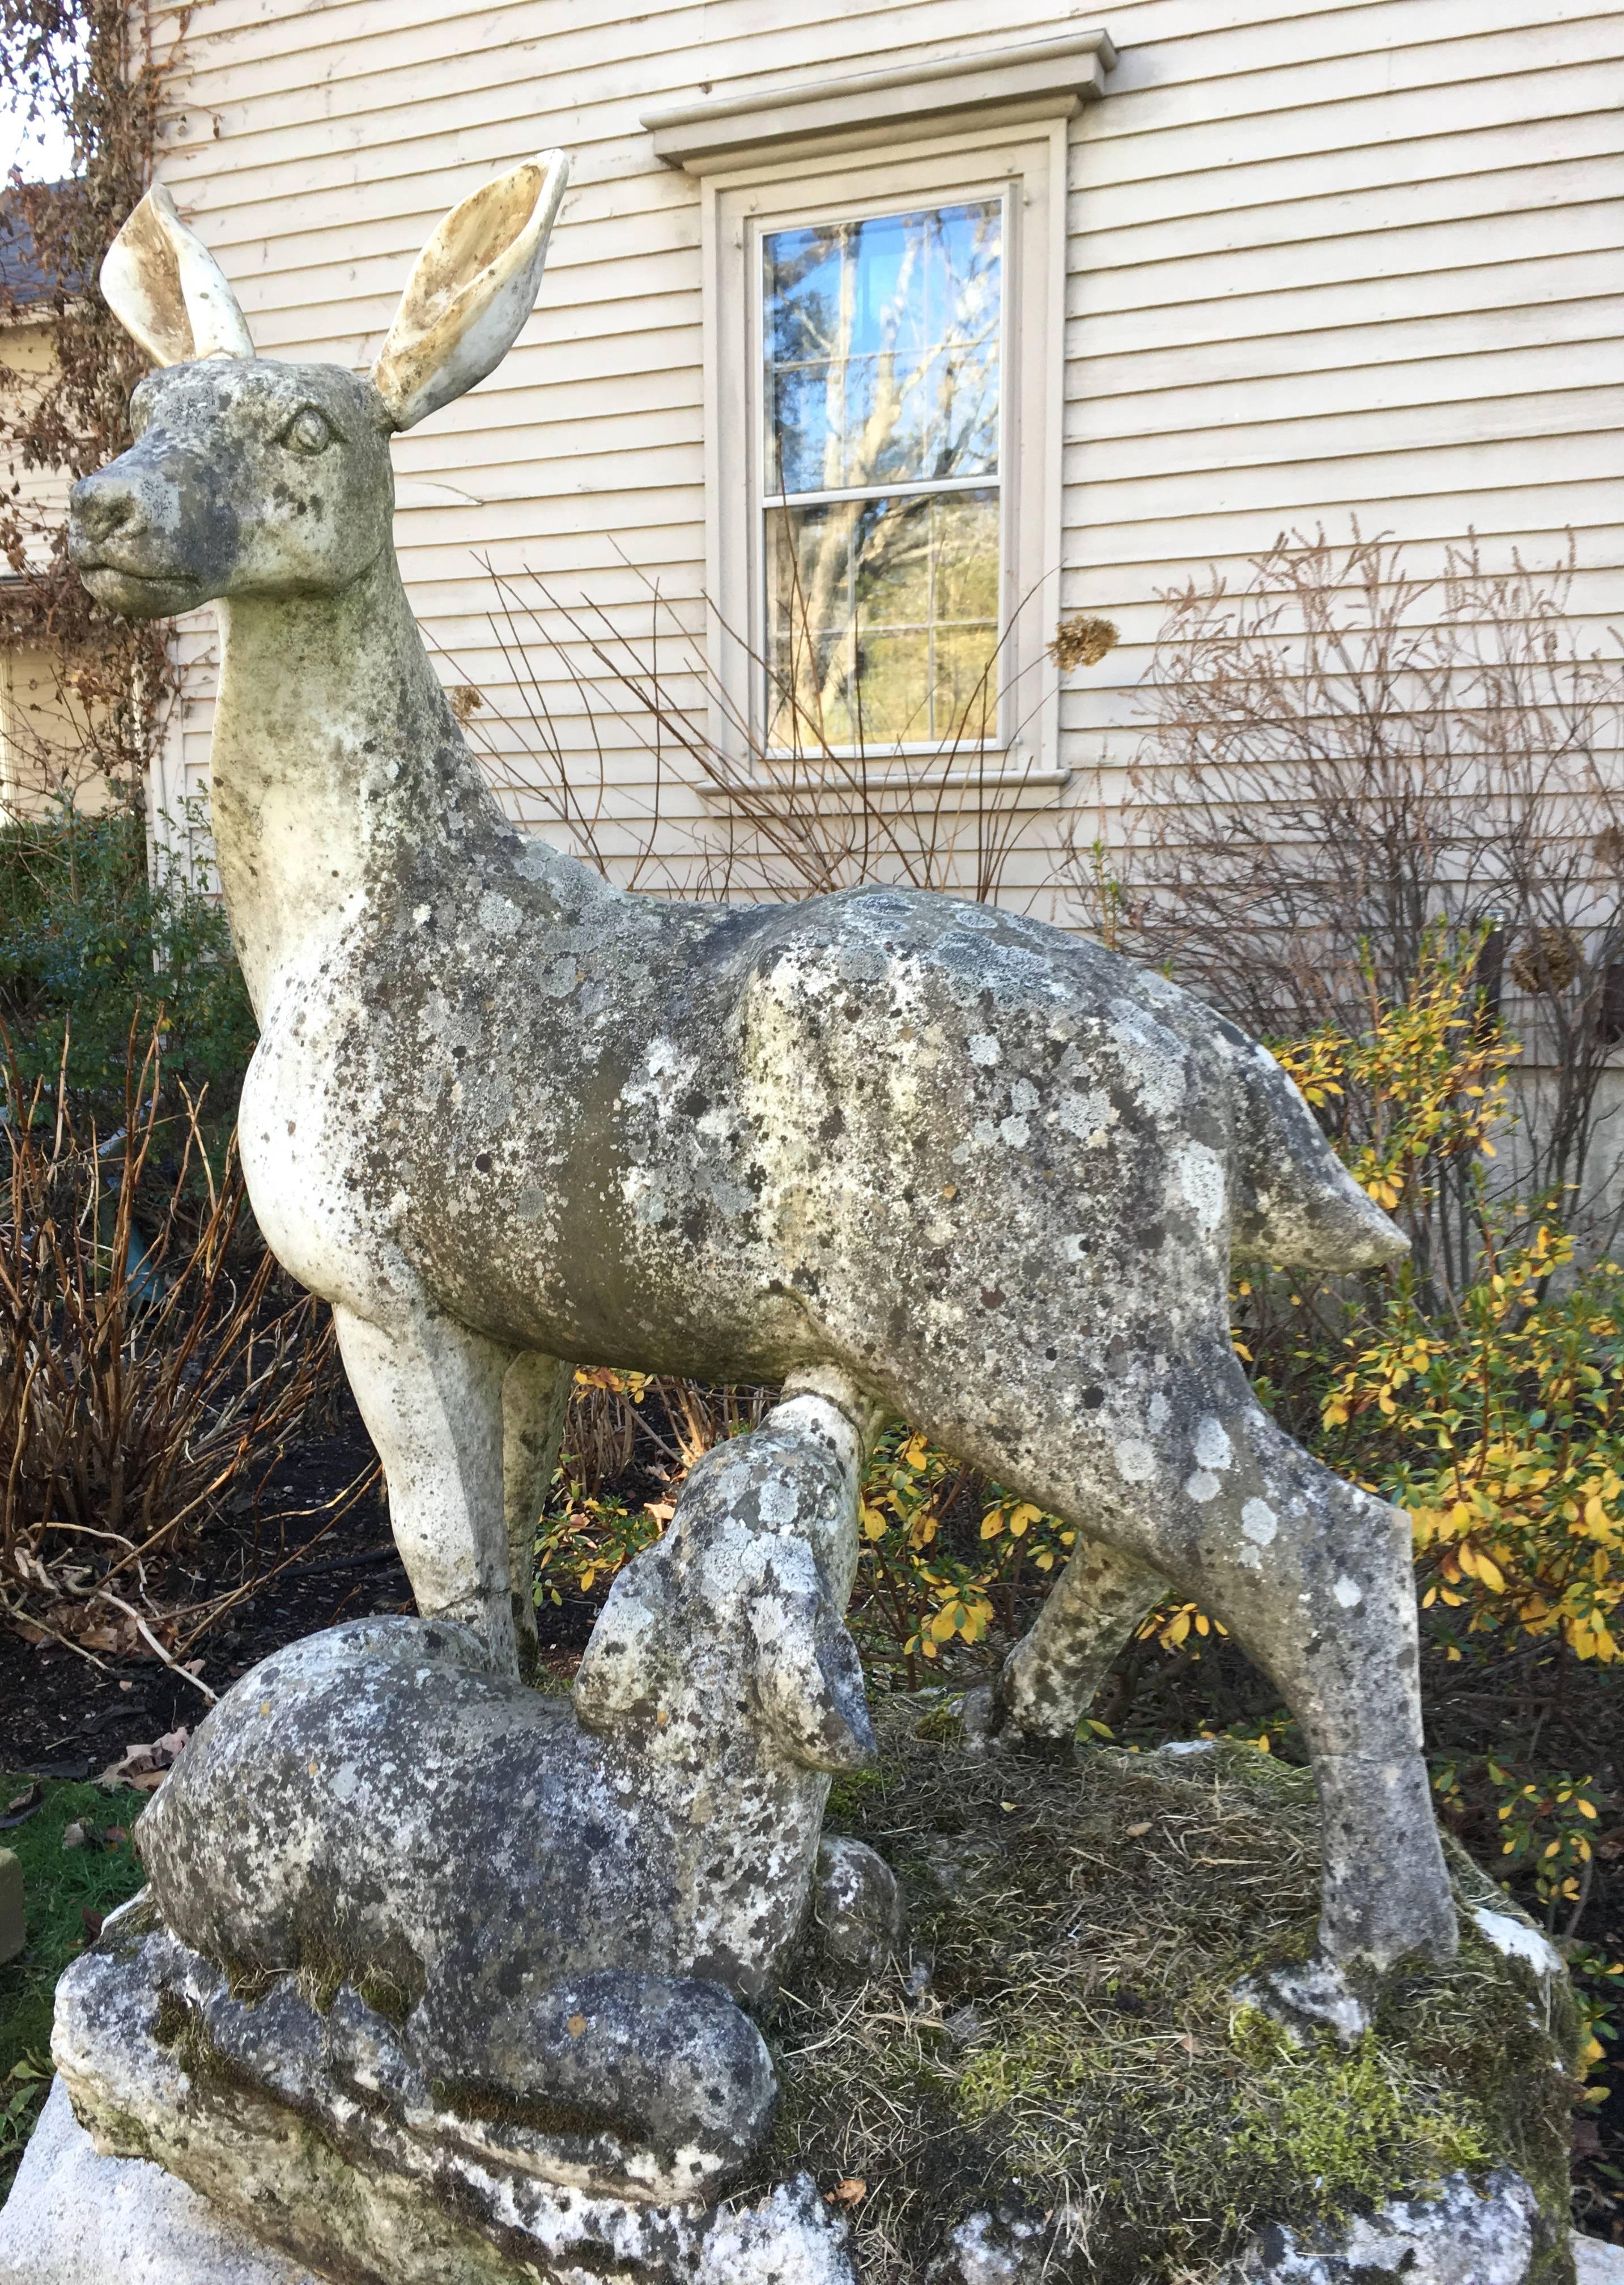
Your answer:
(333, 1302), (519, 1675)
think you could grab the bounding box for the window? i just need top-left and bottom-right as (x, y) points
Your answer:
(688, 112), (1073, 788)
(761, 199), (1004, 753)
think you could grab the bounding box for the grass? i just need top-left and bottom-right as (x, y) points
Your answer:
(754, 1704), (1581, 2285)
(0, 1772), (148, 2199)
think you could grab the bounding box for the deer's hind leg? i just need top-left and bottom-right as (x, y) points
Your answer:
(333, 1302), (520, 1675)
(1013, 1347), (1455, 1975)
(1140, 1370), (1453, 1972)
(989, 1532), (1168, 1743)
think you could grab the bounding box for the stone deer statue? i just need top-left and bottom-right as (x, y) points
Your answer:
(71, 155), (1453, 1976)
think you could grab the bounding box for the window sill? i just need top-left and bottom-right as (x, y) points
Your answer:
(695, 759), (1071, 814)
(644, 29), (1116, 172)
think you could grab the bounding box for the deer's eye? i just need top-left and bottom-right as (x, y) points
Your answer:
(281, 406), (334, 456)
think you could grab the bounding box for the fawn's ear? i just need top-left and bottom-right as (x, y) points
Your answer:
(100, 185), (255, 367)
(572, 1561), (668, 1732)
(371, 149), (569, 432)
(751, 1589), (876, 1776)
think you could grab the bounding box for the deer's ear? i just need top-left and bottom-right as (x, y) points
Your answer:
(371, 150), (569, 432)
(100, 185), (254, 367)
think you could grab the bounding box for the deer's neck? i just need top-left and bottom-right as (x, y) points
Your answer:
(210, 556), (503, 1015)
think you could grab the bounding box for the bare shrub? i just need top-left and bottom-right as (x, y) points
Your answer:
(1073, 526), (1624, 1239)
(1, 1), (186, 805)
(0, 1025), (338, 1684)
(445, 558), (1071, 910)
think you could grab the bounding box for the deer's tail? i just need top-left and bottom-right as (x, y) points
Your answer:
(1227, 1038), (1408, 1272)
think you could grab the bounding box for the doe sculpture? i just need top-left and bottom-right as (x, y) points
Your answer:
(71, 152), (1453, 1978)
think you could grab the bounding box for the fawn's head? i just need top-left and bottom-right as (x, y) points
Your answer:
(71, 154), (568, 619)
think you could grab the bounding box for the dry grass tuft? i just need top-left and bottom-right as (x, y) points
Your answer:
(750, 1705), (1578, 2283)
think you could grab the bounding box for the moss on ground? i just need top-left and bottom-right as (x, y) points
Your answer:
(0, 1772), (148, 2199)
(758, 1706), (1581, 2284)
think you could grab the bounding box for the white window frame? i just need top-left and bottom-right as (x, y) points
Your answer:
(698, 117), (1070, 791)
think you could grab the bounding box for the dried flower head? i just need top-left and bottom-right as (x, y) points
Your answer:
(1509, 927), (1583, 995)
(448, 683), (484, 725)
(1048, 615), (1120, 672)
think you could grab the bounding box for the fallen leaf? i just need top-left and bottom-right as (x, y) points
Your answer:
(60, 1822), (86, 1852)
(566, 2013), (587, 2038)
(99, 1826), (128, 1849)
(828, 2178), (867, 2207)
(97, 1730), (189, 1791)
(80, 1906), (103, 1940)
(1125, 1820), (1153, 1838)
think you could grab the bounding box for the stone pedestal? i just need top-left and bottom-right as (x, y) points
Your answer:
(0, 2077), (319, 2285)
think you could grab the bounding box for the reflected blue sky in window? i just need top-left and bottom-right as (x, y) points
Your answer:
(763, 201), (1001, 497)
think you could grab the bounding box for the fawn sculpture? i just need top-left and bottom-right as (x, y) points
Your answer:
(48, 1395), (881, 2278)
(71, 154), (1453, 1977)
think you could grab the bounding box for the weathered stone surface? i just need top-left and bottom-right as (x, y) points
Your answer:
(1575, 2240), (1624, 2285)
(54, 1397), (873, 2275)
(925, 2202), (1051, 2284)
(0, 1851), (22, 1966)
(50, 1943), (855, 2285)
(1227, 2168), (1541, 2284)
(0, 2076), (321, 2285)
(811, 1836), (905, 1974)
(1234, 1952), (1370, 2048)
(138, 1393), (868, 2020)
(71, 157), (1453, 1977)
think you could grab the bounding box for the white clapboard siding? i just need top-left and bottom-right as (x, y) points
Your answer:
(144, 0), (1624, 904)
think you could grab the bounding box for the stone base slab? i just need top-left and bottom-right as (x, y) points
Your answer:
(47, 1923), (857, 2285)
(0, 2077), (322, 2285)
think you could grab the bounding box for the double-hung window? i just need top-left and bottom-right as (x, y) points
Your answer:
(760, 198), (1003, 755)
(669, 66), (1085, 790)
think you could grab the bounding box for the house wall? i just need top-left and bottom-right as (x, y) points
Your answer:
(0, 318), (109, 815)
(147, 0), (1624, 910)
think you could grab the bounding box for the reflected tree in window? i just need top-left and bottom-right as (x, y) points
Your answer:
(762, 200), (1002, 751)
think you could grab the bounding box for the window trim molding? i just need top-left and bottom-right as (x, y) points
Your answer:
(643, 29), (1116, 172)
(698, 116), (1072, 788)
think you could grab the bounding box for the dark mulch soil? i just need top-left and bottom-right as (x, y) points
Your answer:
(0, 1382), (617, 1778)
(0, 1387), (405, 1777)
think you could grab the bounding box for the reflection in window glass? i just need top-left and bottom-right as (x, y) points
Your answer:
(762, 201), (1001, 751)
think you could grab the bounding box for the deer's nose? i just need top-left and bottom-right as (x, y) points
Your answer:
(70, 474), (139, 547)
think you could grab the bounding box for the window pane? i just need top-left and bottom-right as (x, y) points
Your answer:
(766, 489), (999, 750)
(764, 200), (1001, 496)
